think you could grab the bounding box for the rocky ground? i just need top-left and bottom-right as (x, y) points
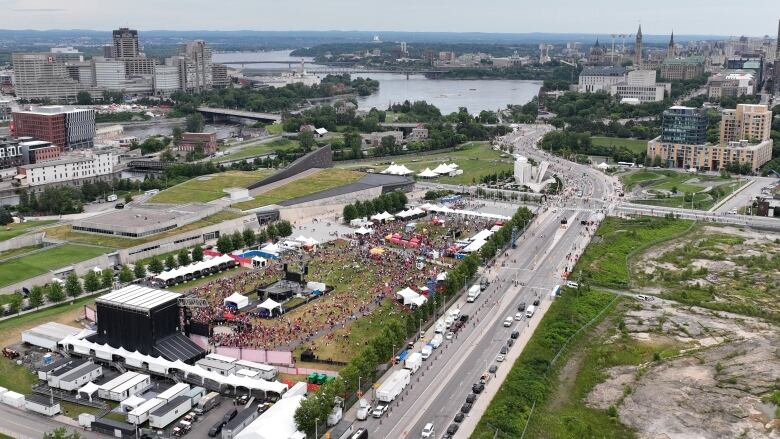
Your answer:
(587, 298), (780, 439)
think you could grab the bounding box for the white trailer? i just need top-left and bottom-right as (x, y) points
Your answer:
(376, 369), (411, 403)
(466, 285), (481, 302)
(404, 352), (422, 374)
(128, 397), (165, 424)
(1, 391), (25, 408)
(149, 395), (191, 429)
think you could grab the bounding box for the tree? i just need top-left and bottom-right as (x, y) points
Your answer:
(160, 148), (176, 162)
(343, 204), (358, 222)
(76, 91), (92, 105)
(266, 223), (278, 241)
(83, 271), (101, 293)
(242, 229), (256, 247)
(133, 263), (146, 279)
(231, 231), (244, 250)
(101, 268), (114, 289)
(124, 193), (133, 203)
(165, 254), (178, 270)
(192, 245), (204, 262)
(148, 257), (164, 274)
(216, 235), (233, 254)
(299, 129), (316, 152)
(344, 131), (362, 159)
(256, 229), (268, 244)
(116, 265), (132, 283)
(46, 282), (65, 303)
(65, 273), (83, 298)
(0, 206), (12, 225)
(186, 113), (205, 133)
(275, 220), (293, 237)
(43, 427), (82, 439)
(7, 293), (22, 314)
(380, 135), (397, 155)
(178, 249), (191, 267)
(29, 286), (44, 309)
(172, 126), (183, 145)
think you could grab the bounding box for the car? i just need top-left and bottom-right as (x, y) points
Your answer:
(635, 294), (654, 302)
(503, 317), (513, 327)
(472, 382), (485, 394)
(488, 365), (498, 374)
(447, 423), (460, 435)
(480, 373), (491, 385)
(510, 331), (520, 339)
(256, 402), (272, 414)
(507, 338), (515, 347)
(372, 403), (388, 418)
(421, 422), (435, 438)
(460, 402), (473, 413)
(459, 314), (469, 323)
(496, 354), (506, 362)
(465, 393), (477, 403)
(728, 208), (738, 214)
(500, 345), (508, 355)
(514, 312), (523, 321)
(517, 302), (527, 312)
(207, 423), (222, 437)
(445, 331), (454, 340)
(114, 203), (125, 209)
(453, 412), (465, 423)
(533, 299), (540, 306)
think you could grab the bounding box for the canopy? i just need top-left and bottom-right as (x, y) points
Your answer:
(306, 281), (326, 293)
(294, 235), (319, 246)
(597, 162), (610, 169)
(381, 164), (414, 176)
(354, 226), (373, 235)
(462, 238), (488, 253)
(258, 298), (283, 312)
(418, 203), (437, 211)
(417, 168), (439, 178)
(410, 295), (428, 307)
(370, 211), (395, 221)
(78, 382), (100, 401)
(234, 395), (305, 439)
(224, 292), (249, 309)
(395, 287), (420, 305)
(432, 163), (456, 175)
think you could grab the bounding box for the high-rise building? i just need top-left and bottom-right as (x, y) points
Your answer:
(211, 64), (229, 89)
(775, 19), (780, 92)
(11, 53), (86, 102)
(153, 65), (181, 95)
(12, 106), (96, 150)
(634, 25), (643, 67)
(720, 104), (773, 145)
(661, 106), (708, 145)
(170, 41), (213, 93)
(112, 28), (140, 59)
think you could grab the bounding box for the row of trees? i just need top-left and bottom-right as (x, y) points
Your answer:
(294, 206), (534, 434)
(214, 220), (293, 255)
(342, 191), (408, 222)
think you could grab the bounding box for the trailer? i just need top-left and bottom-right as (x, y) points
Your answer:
(404, 352), (422, 374)
(149, 395), (191, 429)
(128, 397), (165, 424)
(376, 369), (411, 402)
(195, 391), (221, 414)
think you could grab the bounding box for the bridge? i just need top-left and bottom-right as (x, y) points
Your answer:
(196, 107), (282, 123)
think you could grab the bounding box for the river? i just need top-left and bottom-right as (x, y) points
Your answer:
(213, 51), (542, 114)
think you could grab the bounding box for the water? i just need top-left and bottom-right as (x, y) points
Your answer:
(214, 51), (542, 115)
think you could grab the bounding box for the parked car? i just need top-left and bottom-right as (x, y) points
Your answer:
(472, 382), (485, 394)
(488, 365), (498, 374)
(514, 312), (523, 321)
(445, 331), (454, 340)
(447, 423), (459, 435)
(453, 412), (465, 423)
(500, 345), (508, 355)
(507, 338), (514, 347)
(517, 302), (527, 312)
(533, 298), (540, 306)
(510, 331), (520, 339)
(460, 402), (472, 413)
(496, 354), (506, 362)
(503, 317), (513, 327)
(421, 422), (435, 438)
(372, 403), (388, 418)
(465, 393), (477, 403)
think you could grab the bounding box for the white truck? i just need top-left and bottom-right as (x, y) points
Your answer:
(421, 345), (433, 360)
(430, 333), (443, 349)
(466, 285), (481, 302)
(405, 352), (423, 374)
(376, 369), (411, 402)
(356, 399), (371, 421)
(525, 305), (536, 318)
(194, 391), (221, 415)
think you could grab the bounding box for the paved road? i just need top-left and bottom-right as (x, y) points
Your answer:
(0, 405), (102, 439)
(710, 176), (778, 213)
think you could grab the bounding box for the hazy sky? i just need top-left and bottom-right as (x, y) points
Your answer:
(1, 0), (779, 36)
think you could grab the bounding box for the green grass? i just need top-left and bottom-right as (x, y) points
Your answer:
(216, 139), (298, 163)
(573, 217), (693, 288)
(634, 193), (714, 209)
(233, 169), (365, 210)
(0, 294), (98, 347)
(0, 220), (57, 242)
(148, 170), (274, 204)
(0, 244), (111, 288)
(44, 211), (245, 249)
(0, 357), (38, 394)
(0, 245), (44, 261)
(338, 141), (512, 186)
(266, 124), (284, 135)
(591, 137), (648, 154)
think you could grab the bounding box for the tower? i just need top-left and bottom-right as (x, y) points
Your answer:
(634, 24), (643, 67)
(112, 28), (139, 59)
(775, 19), (780, 93)
(667, 31), (675, 59)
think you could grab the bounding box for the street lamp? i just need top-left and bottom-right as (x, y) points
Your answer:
(315, 418), (319, 439)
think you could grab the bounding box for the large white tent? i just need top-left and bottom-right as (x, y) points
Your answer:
(370, 211), (395, 222)
(417, 168), (439, 178)
(258, 298), (283, 316)
(234, 394), (306, 439)
(354, 226), (373, 235)
(381, 164), (414, 176)
(154, 254), (236, 285)
(224, 292), (249, 309)
(432, 163), (455, 175)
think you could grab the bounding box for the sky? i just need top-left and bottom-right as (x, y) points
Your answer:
(0, 0), (778, 37)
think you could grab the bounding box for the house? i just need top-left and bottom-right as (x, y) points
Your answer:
(360, 131), (404, 148)
(335, 101), (357, 114)
(408, 125), (429, 141)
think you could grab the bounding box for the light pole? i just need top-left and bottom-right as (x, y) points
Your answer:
(315, 418), (319, 439)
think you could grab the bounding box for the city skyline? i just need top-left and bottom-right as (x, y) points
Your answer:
(0, 0), (779, 37)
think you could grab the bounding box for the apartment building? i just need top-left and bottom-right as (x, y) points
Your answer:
(12, 106), (96, 150)
(720, 104), (772, 145)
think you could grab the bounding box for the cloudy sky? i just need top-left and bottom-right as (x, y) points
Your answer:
(1, 0), (778, 36)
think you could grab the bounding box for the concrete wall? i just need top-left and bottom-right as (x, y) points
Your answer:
(247, 144), (332, 190)
(0, 231), (44, 253)
(279, 186), (382, 224)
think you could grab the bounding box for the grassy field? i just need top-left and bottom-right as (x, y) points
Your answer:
(0, 244), (111, 288)
(591, 137), (648, 154)
(233, 169), (364, 210)
(0, 294), (97, 347)
(0, 220), (58, 242)
(148, 170), (274, 204)
(338, 141), (513, 186)
(44, 211), (245, 249)
(573, 217), (693, 288)
(0, 245), (43, 261)
(216, 138), (298, 163)
(622, 170), (745, 210)
(0, 357), (38, 394)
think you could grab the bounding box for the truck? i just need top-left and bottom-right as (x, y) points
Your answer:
(405, 352), (422, 374)
(394, 349), (410, 365)
(194, 392), (221, 415)
(376, 369), (411, 402)
(107, 194), (118, 202)
(525, 305), (536, 318)
(466, 285), (481, 303)
(430, 333), (443, 349)
(355, 399), (371, 421)
(421, 345), (433, 360)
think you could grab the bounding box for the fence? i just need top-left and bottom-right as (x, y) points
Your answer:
(212, 346), (293, 366)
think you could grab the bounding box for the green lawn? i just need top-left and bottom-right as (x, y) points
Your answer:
(573, 217), (693, 288)
(0, 357), (38, 394)
(338, 141), (513, 185)
(634, 193), (714, 209)
(216, 139), (298, 163)
(44, 211), (245, 249)
(591, 137), (648, 155)
(148, 170), (274, 204)
(0, 244), (110, 288)
(0, 220), (57, 242)
(0, 294), (98, 347)
(623, 170), (745, 210)
(0, 245), (44, 261)
(233, 169), (364, 210)
(266, 124), (284, 135)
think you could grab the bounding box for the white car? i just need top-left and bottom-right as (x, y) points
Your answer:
(496, 354), (506, 362)
(566, 281), (579, 288)
(635, 294), (654, 302)
(421, 422), (435, 438)
(372, 403), (388, 418)
(514, 312), (523, 321)
(445, 331), (454, 340)
(503, 317), (513, 327)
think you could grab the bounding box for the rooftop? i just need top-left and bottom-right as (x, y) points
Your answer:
(97, 285), (181, 313)
(150, 395), (190, 417)
(580, 66), (627, 76)
(662, 56), (706, 65)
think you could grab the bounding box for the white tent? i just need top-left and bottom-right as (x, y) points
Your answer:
(294, 236), (319, 246)
(354, 227), (373, 235)
(258, 298), (283, 314)
(462, 238), (488, 253)
(381, 164), (414, 176)
(224, 292), (249, 309)
(234, 394), (305, 439)
(78, 382), (100, 402)
(305, 281), (327, 293)
(371, 211), (395, 222)
(252, 256), (268, 268)
(417, 168), (439, 178)
(597, 162), (610, 170)
(410, 295), (428, 308)
(418, 203), (437, 211)
(395, 287), (420, 306)
(432, 163), (455, 175)
(448, 163), (459, 169)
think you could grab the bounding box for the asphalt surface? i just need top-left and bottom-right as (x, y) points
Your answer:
(0, 404), (102, 439)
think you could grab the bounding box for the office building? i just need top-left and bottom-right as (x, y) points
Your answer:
(707, 70), (756, 98)
(93, 59), (127, 90)
(16, 149), (117, 187)
(212, 64), (229, 89)
(171, 41), (213, 93)
(775, 19), (780, 93)
(726, 57), (764, 85)
(578, 66), (627, 93)
(12, 106), (96, 150)
(11, 53), (85, 102)
(0, 137), (24, 169)
(0, 98), (14, 122)
(50, 47), (84, 62)
(153, 65), (181, 95)
(610, 70), (670, 103)
(18, 140), (61, 165)
(720, 104), (772, 145)
(661, 106), (708, 145)
(660, 56), (705, 80)
(113, 28), (140, 59)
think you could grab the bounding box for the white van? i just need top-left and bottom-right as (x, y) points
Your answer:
(525, 305), (536, 318)
(421, 345), (433, 360)
(449, 308), (461, 320)
(467, 285), (481, 303)
(430, 333), (443, 349)
(503, 317), (513, 327)
(566, 281), (579, 289)
(434, 321), (446, 334)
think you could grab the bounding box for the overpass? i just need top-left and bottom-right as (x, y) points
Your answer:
(196, 107), (282, 123)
